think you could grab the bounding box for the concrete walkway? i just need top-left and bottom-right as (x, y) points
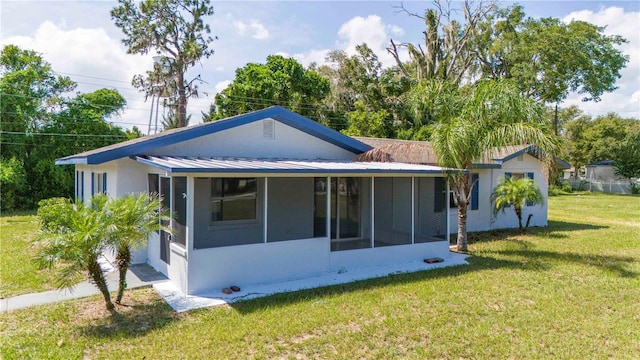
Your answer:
(0, 264), (168, 313)
(156, 252), (470, 313)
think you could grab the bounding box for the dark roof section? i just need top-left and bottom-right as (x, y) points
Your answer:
(354, 137), (571, 169)
(56, 106), (373, 165)
(587, 160), (615, 166)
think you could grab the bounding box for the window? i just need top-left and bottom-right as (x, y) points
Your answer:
(434, 174), (479, 212)
(211, 178), (258, 223)
(76, 171), (84, 202)
(92, 172), (107, 195)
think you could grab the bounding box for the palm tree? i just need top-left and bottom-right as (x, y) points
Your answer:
(109, 193), (170, 304)
(410, 79), (558, 251)
(37, 194), (116, 311)
(491, 177), (544, 230)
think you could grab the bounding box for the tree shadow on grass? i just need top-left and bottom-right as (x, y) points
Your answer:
(465, 220), (608, 244)
(230, 219), (630, 315)
(80, 293), (180, 339)
(494, 246), (638, 279)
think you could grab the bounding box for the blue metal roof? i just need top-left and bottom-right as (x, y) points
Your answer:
(132, 155), (452, 175)
(55, 106), (373, 165)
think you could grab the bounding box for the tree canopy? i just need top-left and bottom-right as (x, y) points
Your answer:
(0, 45), (132, 210)
(205, 55), (329, 121)
(475, 5), (628, 104)
(111, 0), (216, 128)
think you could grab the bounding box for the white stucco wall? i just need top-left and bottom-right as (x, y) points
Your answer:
(188, 237), (330, 295)
(456, 153), (549, 234)
(146, 118), (356, 160)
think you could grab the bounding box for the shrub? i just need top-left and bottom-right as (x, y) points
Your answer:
(0, 158), (27, 211)
(37, 197), (74, 232)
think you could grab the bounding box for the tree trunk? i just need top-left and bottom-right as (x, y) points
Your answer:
(177, 71), (187, 128)
(87, 260), (114, 311)
(115, 246), (131, 304)
(515, 206), (523, 230)
(457, 204), (468, 251)
(455, 173), (471, 252)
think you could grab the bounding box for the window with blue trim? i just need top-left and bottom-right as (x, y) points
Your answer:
(92, 172), (108, 195)
(434, 174), (479, 212)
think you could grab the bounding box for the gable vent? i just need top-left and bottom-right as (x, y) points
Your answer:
(263, 119), (275, 139)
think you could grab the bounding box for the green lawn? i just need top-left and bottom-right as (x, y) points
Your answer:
(0, 211), (62, 298)
(1, 193), (639, 359)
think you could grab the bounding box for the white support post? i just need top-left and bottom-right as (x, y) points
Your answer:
(263, 177), (268, 243)
(325, 176), (331, 242)
(371, 176), (375, 248)
(411, 177), (415, 244)
(446, 178), (451, 246)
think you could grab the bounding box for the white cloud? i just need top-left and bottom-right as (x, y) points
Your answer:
(1, 21), (155, 130)
(214, 80), (232, 94)
(293, 49), (331, 67)
(233, 21), (247, 35)
(232, 20), (269, 40)
(562, 7), (640, 118)
(387, 24), (405, 36)
(293, 15), (407, 69)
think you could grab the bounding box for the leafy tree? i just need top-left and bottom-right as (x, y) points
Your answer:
(341, 102), (387, 138)
(318, 44), (410, 135)
(37, 195), (115, 311)
(475, 5), (628, 104)
(111, 0), (216, 128)
(109, 193), (169, 304)
(0, 45), (75, 161)
(613, 128), (640, 193)
(392, 2), (627, 107)
(1, 45), (131, 209)
(411, 79), (558, 251)
(207, 55), (329, 121)
(28, 89), (128, 204)
(563, 112), (639, 171)
(0, 158), (27, 211)
(491, 177), (544, 230)
(125, 126), (145, 140)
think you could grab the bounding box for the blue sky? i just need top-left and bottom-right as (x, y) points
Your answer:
(1, 1), (638, 131)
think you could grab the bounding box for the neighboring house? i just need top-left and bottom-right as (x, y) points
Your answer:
(56, 106), (456, 296)
(56, 106), (568, 295)
(354, 137), (570, 233)
(585, 160), (621, 182)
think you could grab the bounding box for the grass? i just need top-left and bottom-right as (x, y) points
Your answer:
(1, 193), (639, 358)
(0, 211), (62, 298)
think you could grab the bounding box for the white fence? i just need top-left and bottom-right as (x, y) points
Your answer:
(567, 179), (633, 194)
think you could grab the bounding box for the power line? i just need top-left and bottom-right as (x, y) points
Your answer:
(1, 131), (128, 138)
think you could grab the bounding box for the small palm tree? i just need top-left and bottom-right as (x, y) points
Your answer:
(491, 176), (544, 230)
(109, 193), (170, 304)
(37, 194), (116, 311)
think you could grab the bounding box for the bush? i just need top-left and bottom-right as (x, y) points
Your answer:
(37, 197), (74, 232)
(0, 158), (27, 211)
(561, 181), (573, 193)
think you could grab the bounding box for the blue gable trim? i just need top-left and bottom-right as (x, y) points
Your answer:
(497, 145), (536, 164)
(56, 106), (373, 165)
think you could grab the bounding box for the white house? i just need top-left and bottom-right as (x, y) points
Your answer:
(354, 137), (570, 234)
(56, 106), (567, 296)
